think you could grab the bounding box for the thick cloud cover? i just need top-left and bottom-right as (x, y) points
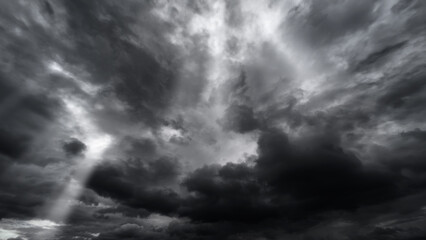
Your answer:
(1, 0), (426, 240)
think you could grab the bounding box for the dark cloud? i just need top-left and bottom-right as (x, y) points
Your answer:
(255, 130), (399, 211)
(87, 157), (181, 215)
(223, 104), (259, 133)
(0, 17), (64, 217)
(0, 129), (31, 159)
(391, 0), (426, 33)
(177, 129), (400, 225)
(87, 130), (418, 234)
(352, 41), (407, 72)
(180, 163), (277, 222)
(0, 164), (63, 219)
(0, 79), (60, 160)
(222, 72), (260, 133)
(118, 136), (158, 159)
(377, 129), (426, 175)
(286, 0), (379, 46)
(62, 138), (86, 156)
(61, 0), (179, 127)
(377, 64), (426, 111)
(112, 41), (176, 125)
(43, 1), (54, 16)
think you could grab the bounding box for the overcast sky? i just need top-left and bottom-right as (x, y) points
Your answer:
(1, 0), (426, 239)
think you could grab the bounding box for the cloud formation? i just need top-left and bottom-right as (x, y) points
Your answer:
(1, 0), (426, 239)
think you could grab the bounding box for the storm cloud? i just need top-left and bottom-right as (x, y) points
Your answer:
(1, 0), (426, 240)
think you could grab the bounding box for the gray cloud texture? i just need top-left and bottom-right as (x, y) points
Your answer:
(1, 0), (426, 239)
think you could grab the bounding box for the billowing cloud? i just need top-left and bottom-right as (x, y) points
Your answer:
(1, 0), (426, 240)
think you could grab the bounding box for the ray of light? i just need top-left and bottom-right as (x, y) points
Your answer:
(35, 63), (113, 239)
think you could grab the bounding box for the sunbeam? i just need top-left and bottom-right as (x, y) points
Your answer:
(35, 82), (112, 239)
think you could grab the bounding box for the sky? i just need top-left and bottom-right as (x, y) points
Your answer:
(0, 0), (426, 239)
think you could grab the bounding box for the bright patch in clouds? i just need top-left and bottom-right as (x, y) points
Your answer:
(0, 219), (62, 240)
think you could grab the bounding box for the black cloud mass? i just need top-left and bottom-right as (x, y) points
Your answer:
(1, 1), (426, 240)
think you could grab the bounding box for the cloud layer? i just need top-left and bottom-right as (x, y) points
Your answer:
(1, 0), (426, 239)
